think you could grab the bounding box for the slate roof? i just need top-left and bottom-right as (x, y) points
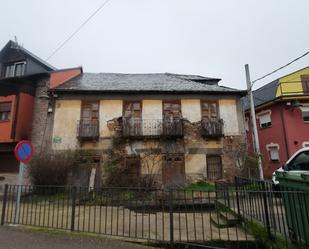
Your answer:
(53, 72), (246, 95)
(242, 79), (279, 110)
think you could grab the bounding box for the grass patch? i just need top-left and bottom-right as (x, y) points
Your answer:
(185, 181), (216, 192)
(245, 221), (299, 249)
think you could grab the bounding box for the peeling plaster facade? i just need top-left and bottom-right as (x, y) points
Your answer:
(47, 96), (246, 185)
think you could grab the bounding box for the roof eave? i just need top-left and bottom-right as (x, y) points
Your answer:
(49, 88), (247, 96)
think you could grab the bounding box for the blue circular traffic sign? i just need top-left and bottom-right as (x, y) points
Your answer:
(14, 140), (34, 163)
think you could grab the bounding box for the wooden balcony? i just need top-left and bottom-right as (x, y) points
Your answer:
(201, 119), (224, 138)
(122, 118), (183, 138)
(77, 119), (99, 141)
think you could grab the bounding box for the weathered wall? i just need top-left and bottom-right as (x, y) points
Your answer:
(185, 154), (207, 179)
(100, 100), (123, 137)
(52, 100), (81, 150)
(181, 99), (201, 122)
(219, 99), (240, 136)
(47, 97), (245, 184)
(31, 77), (51, 153)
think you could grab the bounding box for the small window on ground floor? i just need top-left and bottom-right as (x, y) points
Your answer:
(206, 155), (222, 180)
(266, 144), (280, 162)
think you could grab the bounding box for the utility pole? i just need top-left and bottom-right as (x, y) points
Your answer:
(245, 64), (264, 180)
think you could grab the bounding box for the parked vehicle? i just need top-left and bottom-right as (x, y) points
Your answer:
(272, 147), (309, 188)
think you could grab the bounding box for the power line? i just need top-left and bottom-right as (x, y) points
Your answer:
(251, 49), (309, 87)
(46, 0), (112, 61)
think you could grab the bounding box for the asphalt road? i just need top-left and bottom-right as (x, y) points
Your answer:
(0, 226), (157, 249)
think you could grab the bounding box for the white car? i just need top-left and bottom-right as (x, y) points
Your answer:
(272, 147), (309, 187)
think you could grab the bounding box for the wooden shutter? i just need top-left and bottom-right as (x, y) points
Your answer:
(123, 101), (142, 119)
(163, 100), (181, 119)
(81, 101), (99, 120)
(201, 101), (218, 121)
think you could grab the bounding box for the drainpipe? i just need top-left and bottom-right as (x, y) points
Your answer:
(280, 104), (290, 158)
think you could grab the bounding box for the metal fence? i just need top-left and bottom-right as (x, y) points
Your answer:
(1, 183), (308, 249)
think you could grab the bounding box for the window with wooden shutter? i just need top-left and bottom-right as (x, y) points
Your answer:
(163, 100), (182, 120)
(81, 101), (99, 120)
(201, 101), (218, 121)
(78, 101), (100, 140)
(0, 102), (12, 121)
(123, 101), (142, 119)
(122, 101), (142, 136)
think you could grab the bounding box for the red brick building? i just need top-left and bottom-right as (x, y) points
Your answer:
(244, 67), (309, 178)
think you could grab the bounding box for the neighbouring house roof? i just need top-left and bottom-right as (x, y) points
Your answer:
(242, 79), (279, 110)
(0, 40), (56, 71)
(52, 72), (246, 95)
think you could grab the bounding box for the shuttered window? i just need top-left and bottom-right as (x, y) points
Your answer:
(163, 101), (182, 120)
(81, 101), (99, 120)
(123, 101), (142, 119)
(301, 106), (309, 122)
(258, 112), (271, 128)
(201, 101), (218, 121)
(0, 102), (12, 121)
(269, 146), (279, 161)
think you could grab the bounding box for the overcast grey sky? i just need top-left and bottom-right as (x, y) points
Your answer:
(1, 0), (309, 90)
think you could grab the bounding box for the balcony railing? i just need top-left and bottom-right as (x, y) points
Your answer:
(201, 119), (224, 138)
(77, 119), (99, 141)
(122, 118), (183, 138)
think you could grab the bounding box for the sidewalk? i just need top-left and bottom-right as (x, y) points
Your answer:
(0, 226), (157, 249)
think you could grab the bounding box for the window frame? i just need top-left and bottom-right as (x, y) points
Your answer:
(257, 111), (272, 129)
(2, 61), (26, 78)
(162, 100), (182, 120)
(123, 101), (142, 119)
(268, 146), (280, 162)
(0, 102), (12, 122)
(206, 155), (223, 180)
(80, 100), (100, 120)
(200, 100), (219, 122)
(301, 106), (309, 123)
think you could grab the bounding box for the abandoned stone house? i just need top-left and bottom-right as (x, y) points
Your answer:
(35, 71), (247, 187)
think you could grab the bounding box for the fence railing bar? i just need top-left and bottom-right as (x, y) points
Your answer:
(1, 184), (8, 226)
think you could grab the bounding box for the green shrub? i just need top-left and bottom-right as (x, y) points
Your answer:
(29, 150), (77, 186)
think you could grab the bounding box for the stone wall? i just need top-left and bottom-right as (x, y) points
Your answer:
(31, 77), (53, 154)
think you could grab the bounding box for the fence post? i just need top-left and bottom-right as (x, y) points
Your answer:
(1, 184), (8, 226)
(168, 189), (174, 249)
(235, 177), (241, 219)
(71, 186), (77, 231)
(262, 181), (272, 239)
